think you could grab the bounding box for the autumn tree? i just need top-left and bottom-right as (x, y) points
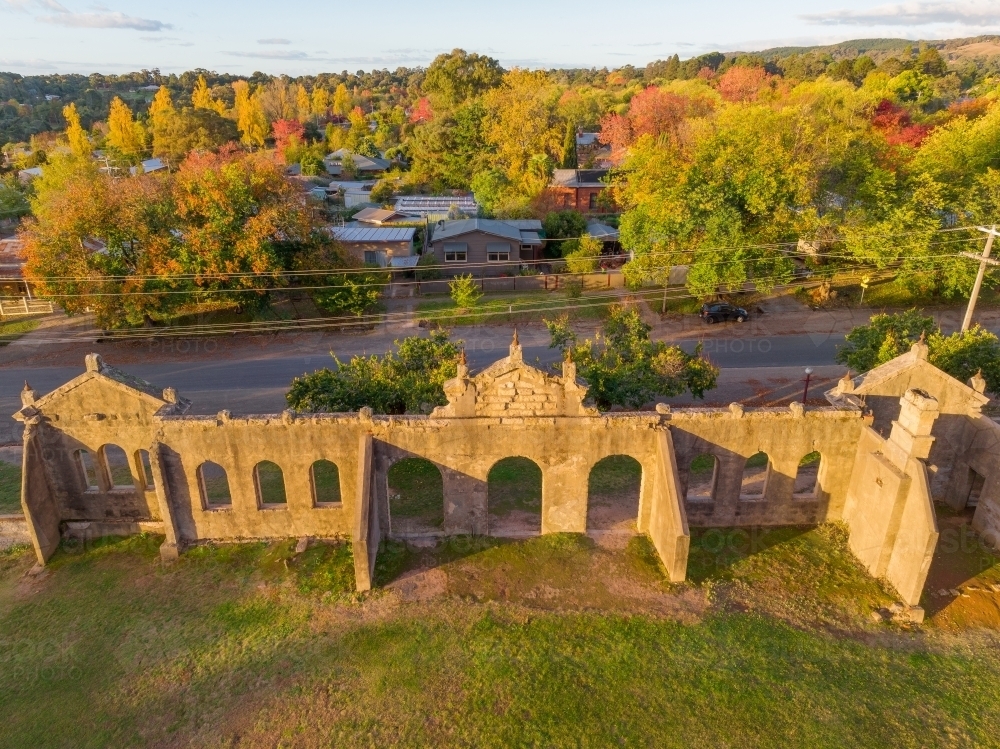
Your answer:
(192, 74), (226, 115)
(272, 119), (305, 161)
(61, 102), (91, 158)
(599, 86), (695, 163)
(233, 81), (268, 149)
(106, 96), (146, 160)
(151, 108), (239, 165)
(332, 83), (352, 117)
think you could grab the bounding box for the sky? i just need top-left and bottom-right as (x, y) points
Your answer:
(2, 0), (1000, 76)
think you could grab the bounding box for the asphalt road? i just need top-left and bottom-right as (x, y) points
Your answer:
(0, 331), (845, 423)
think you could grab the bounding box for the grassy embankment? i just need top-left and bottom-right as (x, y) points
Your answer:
(4, 459), (1000, 746)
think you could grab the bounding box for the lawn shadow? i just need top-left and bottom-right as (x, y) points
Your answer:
(685, 525), (814, 585)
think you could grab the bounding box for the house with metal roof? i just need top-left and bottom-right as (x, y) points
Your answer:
(353, 207), (411, 226)
(328, 226), (415, 267)
(427, 219), (543, 276)
(394, 195), (479, 219)
(324, 149), (390, 177)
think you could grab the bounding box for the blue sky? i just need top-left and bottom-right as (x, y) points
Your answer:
(2, 0), (999, 75)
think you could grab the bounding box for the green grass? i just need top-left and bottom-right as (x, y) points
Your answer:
(0, 318), (39, 346)
(255, 461), (287, 504)
(311, 459), (341, 504)
(0, 461), (21, 514)
(588, 455), (642, 495)
(488, 457), (541, 517)
(416, 292), (614, 326)
(4, 530), (1000, 746)
(388, 458), (444, 526)
(690, 453), (716, 475)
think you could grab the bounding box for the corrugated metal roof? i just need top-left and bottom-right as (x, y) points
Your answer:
(519, 231), (542, 245)
(390, 255), (420, 268)
(329, 226), (415, 243)
(430, 219), (521, 242)
(395, 195), (479, 216)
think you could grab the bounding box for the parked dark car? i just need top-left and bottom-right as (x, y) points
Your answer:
(700, 302), (749, 324)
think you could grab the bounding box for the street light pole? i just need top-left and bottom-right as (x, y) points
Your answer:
(802, 367), (813, 404)
(961, 225), (1000, 332)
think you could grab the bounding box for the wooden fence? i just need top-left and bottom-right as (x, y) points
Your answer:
(0, 297), (54, 317)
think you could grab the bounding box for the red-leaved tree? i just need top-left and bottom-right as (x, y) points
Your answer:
(271, 119), (305, 162)
(871, 100), (931, 148)
(716, 66), (773, 103)
(599, 87), (693, 163)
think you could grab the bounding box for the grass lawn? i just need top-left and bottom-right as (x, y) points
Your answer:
(0, 317), (40, 346)
(416, 291), (617, 326)
(5, 521), (1000, 747)
(0, 461), (20, 514)
(388, 458), (444, 529)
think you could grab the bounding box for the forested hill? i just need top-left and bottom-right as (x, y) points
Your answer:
(3, 35), (1000, 152)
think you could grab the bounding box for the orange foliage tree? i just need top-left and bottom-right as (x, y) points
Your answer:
(22, 149), (335, 327)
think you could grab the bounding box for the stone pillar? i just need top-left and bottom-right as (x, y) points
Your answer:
(149, 441), (180, 562)
(20, 420), (61, 566)
(352, 433), (375, 592)
(884, 388), (939, 472)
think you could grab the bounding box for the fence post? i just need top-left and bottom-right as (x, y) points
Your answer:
(23, 296), (29, 313)
(0, 299), (4, 317)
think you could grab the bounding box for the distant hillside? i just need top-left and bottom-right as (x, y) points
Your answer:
(747, 35), (1000, 63)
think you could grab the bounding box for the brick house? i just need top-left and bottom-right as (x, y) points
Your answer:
(548, 169), (611, 213)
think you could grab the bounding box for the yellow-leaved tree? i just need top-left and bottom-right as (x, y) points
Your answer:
(311, 86), (329, 119)
(62, 102), (91, 158)
(233, 81), (268, 149)
(192, 74), (226, 115)
(107, 96), (146, 158)
(296, 84), (311, 123)
(148, 86), (175, 127)
(332, 83), (351, 116)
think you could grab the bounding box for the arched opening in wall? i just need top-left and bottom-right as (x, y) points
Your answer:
(101, 444), (134, 489)
(686, 454), (718, 501)
(136, 449), (155, 490)
(311, 460), (341, 506)
(793, 452), (821, 498)
(76, 449), (99, 491)
(740, 452), (770, 500)
(198, 461), (232, 508)
(254, 461), (287, 507)
(587, 455), (642, 531)
(488, 457), (542, 536)
(388, 458), (444, 535)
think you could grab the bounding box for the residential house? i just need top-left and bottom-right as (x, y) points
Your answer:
(17, 167), (42, 182)
(129, 158), (167, 176)
(427, 218), (543, 276)
(586, 219), (621, 254)
(352, 207), (411, 225)
(0, 237), (29, 296)
(323, 149), (390, 177)
(329, 226), (415, 267)
(548, 169), (611, 213)
(394, 195), (478, 219)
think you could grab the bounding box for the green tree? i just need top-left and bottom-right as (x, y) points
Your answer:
(545, 307), (719, 409)
(449, 273), (482, 309)
(313, 271), (384, 317)
(151, 107), (239, 165)
(836, 310), (936, 373)
(286, 330), (460, 414)
(543, 210), (587, 244)
(564, 234), (602, 273)
(423, 49), (504, 110)
(838, 310), (1000, 391)
(561, 121), (577, 168)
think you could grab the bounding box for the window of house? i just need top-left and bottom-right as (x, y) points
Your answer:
(487, 243), (510, 262)
(363, 251), (378, 265)
(588, 192), (598, 210)
(443, 242), (468, 262)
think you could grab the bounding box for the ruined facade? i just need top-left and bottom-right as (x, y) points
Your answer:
(14, 335), (999, 609)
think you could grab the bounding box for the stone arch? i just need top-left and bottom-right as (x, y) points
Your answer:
(686, 453), (718, 502)
(487, 456), (542, 536)
(198, 461), (232, 508)
(740, 452), (770, 500)
(387, 457), (444, 535)
(793, 451), (821, 498)
(75, 449), (99, 491)
(310, 460), (341, 506)
(587, 455), (642, 531)
(100, 444), (134, 488)
(135, 449), (155, 490)
(254, 461), (287, 507)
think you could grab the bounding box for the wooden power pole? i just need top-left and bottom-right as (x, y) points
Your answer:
(960, 225), (1000, 332)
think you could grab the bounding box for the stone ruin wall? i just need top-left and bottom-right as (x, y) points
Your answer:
(13, 339), (962, 607)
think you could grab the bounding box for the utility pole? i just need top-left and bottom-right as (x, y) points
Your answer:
(960, 225), (1000, 332)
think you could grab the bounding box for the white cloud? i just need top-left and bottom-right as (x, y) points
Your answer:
(40, 10), (170, 30)
(224, 50), (310, 60)
(3, 0), (170, 30)
(803, 1), (1000, 26)
(257, 38), (291, 45)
